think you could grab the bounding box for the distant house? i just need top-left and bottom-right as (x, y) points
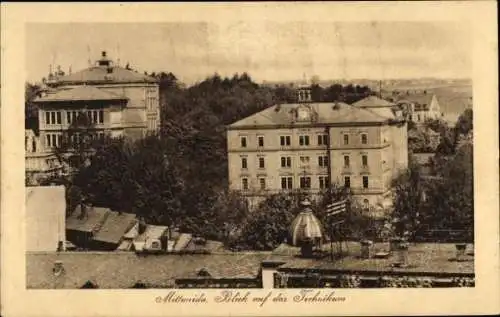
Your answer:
(397, 92), (442, 124)
(26, 186), (67, 252)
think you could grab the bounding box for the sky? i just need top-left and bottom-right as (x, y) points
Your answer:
(26, 21), (472, 85)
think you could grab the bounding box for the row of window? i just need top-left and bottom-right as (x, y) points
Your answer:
(240, 175), (370, 190)
(68, 110), (104, 125)
(240, 133), (368, 148)
(45, 132), (105, 148)
(45, 133), (63, 148)
(45, 110), (105, 125)
(241, 155), (368, 169)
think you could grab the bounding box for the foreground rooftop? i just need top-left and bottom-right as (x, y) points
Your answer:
(27, 242), (474, 289)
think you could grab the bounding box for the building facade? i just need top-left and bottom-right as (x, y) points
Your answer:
(227, 89), (408, 215)
(33, 51), (160, 155)
(25, 129), (63, 185)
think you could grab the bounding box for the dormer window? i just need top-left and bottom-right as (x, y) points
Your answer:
(296, 105), (312, 122)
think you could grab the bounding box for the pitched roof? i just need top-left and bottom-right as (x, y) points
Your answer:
(352, 96), (396, 108)
(26, 252), (287, 289)
(135, 225), (169, 242)
(92, 211), (137, 245)
(173, 233), (193, 251)
(53, 66), (157, 85)
(66, 206), (110, 233)
(26, 186), (66, 252)
(398, 93), (436, 111)
(402, 93), (434, 105)
(35, 85), (127, 103)
(123, 222), (139, 239)
(228, 102), (393, 129)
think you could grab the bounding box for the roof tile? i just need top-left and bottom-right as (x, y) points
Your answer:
(35, 85), (127, 102)
(229, 102), (393, 128)
(54, 66), (157, 85)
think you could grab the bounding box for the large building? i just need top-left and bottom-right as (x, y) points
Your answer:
(33, 51), (160, 154)
(226, 87), (408, 215)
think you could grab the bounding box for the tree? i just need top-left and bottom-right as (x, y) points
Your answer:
(455, 108), (473, 136)
(323, 84), (343, 102)
(391, 160), (427, 240)
(425, 118), (449, 135)
(426, 143), (473, 240)
(25, 82), (41, 132)
(72, 134), (186, 225)
(204, 190), (250, 244)
(435, 128), (457, 156)
(408, 127), (432, 153)
(232, 191), (303, 250)
(310, 84), (324, 102)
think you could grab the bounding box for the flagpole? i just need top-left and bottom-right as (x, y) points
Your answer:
(326, 199), (347, 261)
(330, 220), (334, 261)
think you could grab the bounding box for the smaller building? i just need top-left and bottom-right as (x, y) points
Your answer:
(66, 205), (136, 250)
(397, 93), (443, 124)
(91, 211), (137, 251)
(26, 186), (66, 251)
(66, 205), (110, 249)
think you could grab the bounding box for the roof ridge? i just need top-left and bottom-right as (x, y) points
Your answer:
(334, 103), (388, 121)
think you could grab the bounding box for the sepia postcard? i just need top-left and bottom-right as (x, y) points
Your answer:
(1, 2), (499, 316)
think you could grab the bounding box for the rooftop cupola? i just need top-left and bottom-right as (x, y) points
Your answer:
(296, 86), (312, 103)
(97, 51), (113, 68)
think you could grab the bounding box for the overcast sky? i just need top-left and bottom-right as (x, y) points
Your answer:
(26, 21), (472, 85)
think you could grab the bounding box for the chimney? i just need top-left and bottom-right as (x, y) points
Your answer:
(138, 218), (147, 234)
(102, 51), (107, 58)
(78, 203), (87, 220)
(169, 226), (180, 240)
